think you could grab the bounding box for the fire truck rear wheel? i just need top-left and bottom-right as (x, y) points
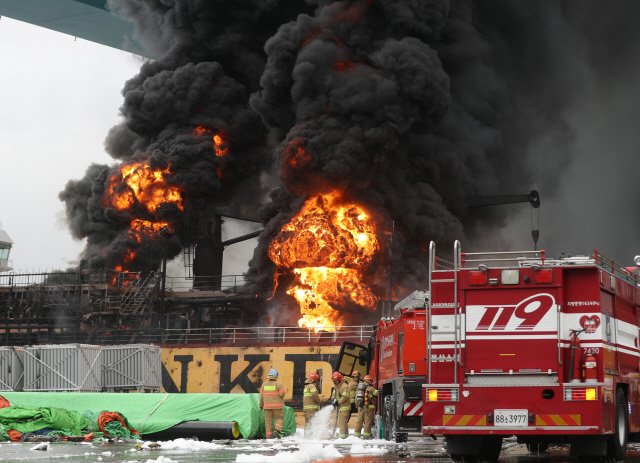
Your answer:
(446, 436), (502, 462)
(607, 389), (629, 461)
(480, 436), (503, 462)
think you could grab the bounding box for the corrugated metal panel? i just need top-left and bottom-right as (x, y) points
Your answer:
(101, 344), (161, 391)
(23, 344), (101, 392)
(0, 347), (24, 391)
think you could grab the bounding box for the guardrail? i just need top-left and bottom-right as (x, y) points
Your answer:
(159, 325), (374, 344)
(0, 325), (375, 346)
(594, 250), (640, 285)
(0, 271), (256, 292)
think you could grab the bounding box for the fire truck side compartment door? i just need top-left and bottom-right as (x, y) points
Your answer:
(334, 342), (369, 378)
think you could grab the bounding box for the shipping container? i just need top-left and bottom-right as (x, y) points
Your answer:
(101, 344), (161, 392)
(23, 344), (101, 392)
(0, 347), (24, 391)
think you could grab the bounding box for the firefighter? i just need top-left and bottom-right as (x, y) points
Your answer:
(303, 372), (321, 437)
(354, 375), (378, 439)
(349, 371), (362, 414)
(330, 371), (351, 438)
(259, 369), (286, 439)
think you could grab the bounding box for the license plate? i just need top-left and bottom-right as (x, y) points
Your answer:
(494, 409), (528, 426)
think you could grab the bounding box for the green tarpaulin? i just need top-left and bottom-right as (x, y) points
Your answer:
(0, 405), (88, 435)
(1, 393), (295, 439)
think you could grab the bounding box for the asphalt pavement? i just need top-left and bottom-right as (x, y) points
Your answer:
(1, 435), (640, 462)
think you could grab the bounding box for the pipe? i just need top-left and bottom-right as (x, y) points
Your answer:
(141, 421), (240, 440)
(222, 230), (262, 247)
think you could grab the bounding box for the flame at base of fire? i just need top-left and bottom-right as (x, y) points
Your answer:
(289, 267), (379, 332)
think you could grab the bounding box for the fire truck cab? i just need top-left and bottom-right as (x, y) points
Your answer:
(421, 240), (639, 461)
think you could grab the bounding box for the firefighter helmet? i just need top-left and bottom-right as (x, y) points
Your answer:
(364, 375), (373, 382)
(352, 371), (361, 378)
(331, 371), (343, 382)
(307, 372), (319, 381)
(269, 369), (279, 377)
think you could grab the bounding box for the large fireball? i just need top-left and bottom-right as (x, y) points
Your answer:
(269, 193), (380, 330)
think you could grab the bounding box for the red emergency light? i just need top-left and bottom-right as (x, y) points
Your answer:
(564, 387), (597, 401)
(427, 388), (459, 402)
(534, 268), (553, 284)
(469, 271), (487, 286)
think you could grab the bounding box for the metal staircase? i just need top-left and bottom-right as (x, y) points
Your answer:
(119, 272), (159, 324)
(427, 240), (463, 384)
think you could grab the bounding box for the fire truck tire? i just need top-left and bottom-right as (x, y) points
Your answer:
(607, 389), (629, 461)
(446, 436), (502, 462)
(479, 436), (503, 462)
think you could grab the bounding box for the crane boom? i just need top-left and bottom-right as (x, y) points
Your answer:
(467, 190), (540, 208)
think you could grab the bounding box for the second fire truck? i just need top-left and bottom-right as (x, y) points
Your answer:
(335, 240), (640, 460)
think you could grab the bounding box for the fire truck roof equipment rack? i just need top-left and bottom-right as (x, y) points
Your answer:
(460, 249), (546, 268)
(427, 240), (462, 384)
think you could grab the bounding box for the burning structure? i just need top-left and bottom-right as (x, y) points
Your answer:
(0, 1), (599, 342)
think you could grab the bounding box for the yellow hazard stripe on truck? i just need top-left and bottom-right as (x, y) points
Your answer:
(535, 414), (581, 426)
(443, 415), (487, 426)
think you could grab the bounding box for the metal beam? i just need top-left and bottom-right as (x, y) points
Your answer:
(468, 190), (540, 208)
(222, 230), (262, 248)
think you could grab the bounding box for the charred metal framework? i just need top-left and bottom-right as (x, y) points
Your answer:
(0, 268), (263, 346)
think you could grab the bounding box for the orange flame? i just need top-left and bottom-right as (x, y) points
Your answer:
(102, 161), (183, 214)
(269, 193), (380, 331)
(192, 126), (229, 158)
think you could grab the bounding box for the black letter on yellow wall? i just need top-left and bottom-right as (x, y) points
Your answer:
(215, 354), (269, 393)
(174, 355), (194, 393)
(285, 353), (338, 408)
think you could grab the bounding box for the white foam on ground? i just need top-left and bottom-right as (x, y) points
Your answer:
(235, 443), (342, 462)
(349, 443), (389, 454)
(157, 438), (223, 451)
(145, 457), (177, 463)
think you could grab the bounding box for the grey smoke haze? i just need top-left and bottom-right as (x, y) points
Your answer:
(58, 1), (640, 307)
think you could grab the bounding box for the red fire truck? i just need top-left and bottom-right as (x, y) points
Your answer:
(335, 288), (429, 442)
(335, 240), (640, 460)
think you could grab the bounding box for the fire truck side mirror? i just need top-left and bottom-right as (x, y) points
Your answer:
(358, 350), (367, 366)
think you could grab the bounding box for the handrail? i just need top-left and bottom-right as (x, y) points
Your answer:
(0, 325), (375, 346)
(460, 250), (545, 268)
(594, 250), (640, 286)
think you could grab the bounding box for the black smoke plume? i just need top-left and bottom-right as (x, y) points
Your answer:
(60, 1), (313, 270)
(248, 0), (586, 298)
(59, 1), (625, 319)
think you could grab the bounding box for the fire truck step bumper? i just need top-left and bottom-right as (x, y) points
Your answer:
(424, 426), (599, 434)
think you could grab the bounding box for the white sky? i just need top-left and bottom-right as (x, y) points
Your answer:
(0, 17), (141, 272)
(0, 17), (261, 276)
